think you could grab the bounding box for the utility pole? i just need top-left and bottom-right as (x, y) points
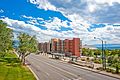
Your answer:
(94, 37), (106, 69)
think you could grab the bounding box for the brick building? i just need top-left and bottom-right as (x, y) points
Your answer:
(38, 38), (82, 57)
(38, 42), (51, 53)
(63, 38), (81, 57)
(51, 38), (64, 53)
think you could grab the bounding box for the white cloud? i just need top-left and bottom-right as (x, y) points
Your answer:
(22, 15), (33, 19)
(20, 14), (120, 44)
(28, 0), (95, 24)
(1, 17), (120, 44)
(1, 17), (86, 42)
(0, 9), (4, 13)
(29, 0), (56, 11)
(28, 0), (120, 23)
(42, 17), (70, 30)
(90, 24), (120, 44)
(88, 3), (98, 12)
(92, 0), (120, 5)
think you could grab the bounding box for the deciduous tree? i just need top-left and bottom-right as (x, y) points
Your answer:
(0, 20), (13, 57)
(18, 33), (38, 65)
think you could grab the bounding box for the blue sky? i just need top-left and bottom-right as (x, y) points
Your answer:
(0, 0), (120, 45)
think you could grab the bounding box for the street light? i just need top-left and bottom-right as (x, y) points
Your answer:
(104, 41), (107, 69)
(94, 37), (106, 69)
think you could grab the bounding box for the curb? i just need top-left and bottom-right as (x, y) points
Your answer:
(46, 55), (120, 79)
(26, 65), (39, 80)
(70, 62), (120, 80)
(14, 52), (39, 80)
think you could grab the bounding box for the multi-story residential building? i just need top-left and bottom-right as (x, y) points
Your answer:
(63, 38), (81, 57)
(51, 38), (64, 53)
(38, 42), (51, 53)
(38, 38), (82, 57)
(51, 38), (59, 53)
(38, 43), (44, 52)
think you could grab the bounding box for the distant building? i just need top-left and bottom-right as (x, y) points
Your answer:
(51, 38), (64, 53)
(38, 43), (44, 52)
(38, 42), (51, 53)
(38, 38), (82, 57)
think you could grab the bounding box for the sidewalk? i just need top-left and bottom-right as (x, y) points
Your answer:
(40, 53), (120, 79)
(68, 61), (120, 79)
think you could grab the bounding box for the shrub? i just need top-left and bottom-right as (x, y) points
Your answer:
(96, 67), (104, 71)
(94, 59), (101, 64)
(106, 68), (112, 72)
(81, 58), (85, 61)
(111, 69), (116, 74)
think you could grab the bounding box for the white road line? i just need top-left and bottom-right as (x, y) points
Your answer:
(31, 56), (83, 79)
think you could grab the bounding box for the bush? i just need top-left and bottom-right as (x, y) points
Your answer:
(106, 68), (112, 72)
(96, 67), (104, 71)
(81, 58), (85, 61)
(111, 69), (116, 74)
(86, 57), (90, 62)
(94, 59), (101, 64)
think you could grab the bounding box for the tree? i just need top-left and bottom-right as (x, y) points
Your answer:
(88, 49), (94, 57)
(82, 48), (88, 56)
(108, 49), (120, 73)
(0, 20), (13, 57)
(18, 33), (38, 65)
(94, 49), (101, 59)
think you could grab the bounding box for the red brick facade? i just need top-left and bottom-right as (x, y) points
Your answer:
(38, 38), (82, 57)
(51, 38), (82, 57)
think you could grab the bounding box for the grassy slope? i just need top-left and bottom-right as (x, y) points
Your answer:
(0, 53), (36, 80)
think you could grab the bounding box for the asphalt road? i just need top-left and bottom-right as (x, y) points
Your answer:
(26, 54), (119, 80)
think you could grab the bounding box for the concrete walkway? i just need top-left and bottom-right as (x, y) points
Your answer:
(41, 53), (120, 79)
(70, 61), (120, 79)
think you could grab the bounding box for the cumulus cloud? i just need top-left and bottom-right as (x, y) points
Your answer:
(90, 0), (120, 5)
(29, 0), (56, 11)
(1, 17), (120, 44)
(2, 0), (120, 44)
(28, 0), (120, 23)
(0, 17), (85, 42)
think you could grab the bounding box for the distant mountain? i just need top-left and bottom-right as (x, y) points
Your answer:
(95, 44), (120, 50)
(83, 44), (120, 50)
(82, 45), (97, 49)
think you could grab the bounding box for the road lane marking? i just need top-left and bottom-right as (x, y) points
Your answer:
(28, 59), (52, 80)
(28, 57), (71, 80)
(30, 56), (83, 80)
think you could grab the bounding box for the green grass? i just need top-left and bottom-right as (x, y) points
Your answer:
(0, 53), (36, 80)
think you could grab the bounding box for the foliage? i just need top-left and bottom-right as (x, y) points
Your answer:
(18, 33), (38, 64)
(82, 48), (94, 57)
(96, 67), (104, 71)
(94, 59), (101, 64)
(94, 49), (101, 58)
(81, 58), (86, 61)
(0, 20), (13, 57)
(108, 49), (120, 73)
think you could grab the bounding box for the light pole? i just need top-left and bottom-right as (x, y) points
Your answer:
(94, 37), (106, 69)
(104, 41), (107, 69)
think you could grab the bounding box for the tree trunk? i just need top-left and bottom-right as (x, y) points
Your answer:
(21, 53), (25, 65)
(23, 55), (25, 65)
(19, 53), (21, 59)
(116, 66), (119, 74)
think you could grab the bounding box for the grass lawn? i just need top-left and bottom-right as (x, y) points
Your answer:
(0, 53), (36, 80)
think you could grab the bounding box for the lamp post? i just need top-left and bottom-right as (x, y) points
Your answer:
(94, 37), (106, 69)
(104, 41), (107, 69)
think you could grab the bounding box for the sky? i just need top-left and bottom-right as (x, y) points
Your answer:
(0, 0), (120, 45)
